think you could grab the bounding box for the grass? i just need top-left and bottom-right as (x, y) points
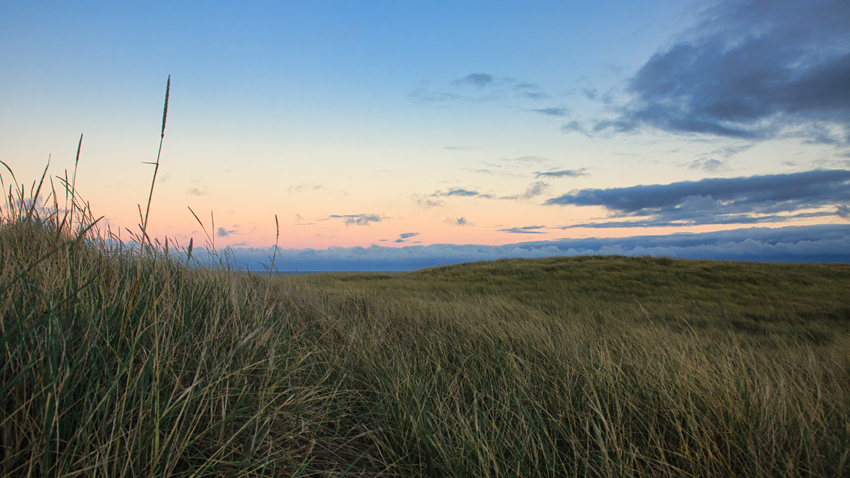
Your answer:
(3, 192), (850, 477)
(2, 86), (849, 476)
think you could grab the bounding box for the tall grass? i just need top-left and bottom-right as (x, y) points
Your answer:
(0, 174), (376, 476)
(1, 85), (849, 476)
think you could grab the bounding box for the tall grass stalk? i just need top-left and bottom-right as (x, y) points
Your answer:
(139, 75), (170, 251)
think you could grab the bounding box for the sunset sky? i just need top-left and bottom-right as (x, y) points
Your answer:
(2, 0), (849, 269)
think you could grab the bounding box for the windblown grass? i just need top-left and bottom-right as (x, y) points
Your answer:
(3, 186), (849, 477)
(2, 87), (848, 476)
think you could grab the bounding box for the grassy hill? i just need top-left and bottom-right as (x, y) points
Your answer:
(2, 212), (849, 476)
(297, 256), (850, 342)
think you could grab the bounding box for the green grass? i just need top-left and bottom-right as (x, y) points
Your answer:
(2, 199), (849, 476)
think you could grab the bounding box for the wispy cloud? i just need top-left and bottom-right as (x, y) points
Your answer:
(409, 88), (465, 104)
(217, 226), (241, 237)
(689, 158), (725, 172)
(328, 214), (384, 226)
(546, 169), (850, 227)
(501, 181), (550, 200)
(592, 0), (850, 144)
(393, 232), (420, 243)
(452, 73), (494, 87)
(535, 169), (589, 179)
(288, 183), (324, 193)
(531, 107), (568, 117)
(446, 217), (471, 226)
(188, 188), (206, 196)
(412, 73), (550, 104)
(431, 187), (493, 198)
(513, 82), (549, 100)
(522, 181), (549, 199)
(511, 156), (548, 165)
(413, 195), (445, 207)
(444, 188), (480, 197)
(498, 225), (547, 234)
(293, 213), (317, 226)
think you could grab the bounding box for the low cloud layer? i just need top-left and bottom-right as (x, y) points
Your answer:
(546, 169), (850, 226)
(593, 0), (850, 144)
(225, 225), (850, 271)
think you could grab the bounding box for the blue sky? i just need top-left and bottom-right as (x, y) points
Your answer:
(2, 0), (849, 270)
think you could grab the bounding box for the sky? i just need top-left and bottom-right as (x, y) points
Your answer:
(2, 0), (849, 270)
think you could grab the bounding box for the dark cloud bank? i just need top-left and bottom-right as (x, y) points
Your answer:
(547, 169), (850, 227)
(223, 224), (850, 271)
(589, 0), (850, 144)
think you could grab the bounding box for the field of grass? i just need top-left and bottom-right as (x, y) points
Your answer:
(3, 85), (848, 476)
(2, 191), (849, 477)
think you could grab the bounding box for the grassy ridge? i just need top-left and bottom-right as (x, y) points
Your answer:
(2, 207), (849, 476)
(299, 256), (850, 343)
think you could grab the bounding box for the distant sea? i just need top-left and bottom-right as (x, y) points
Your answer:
(245, 271), (403, 276)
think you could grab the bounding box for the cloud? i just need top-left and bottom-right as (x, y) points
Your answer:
(444, 146), (475, 151)
(414, 195), (445, 207)
(711, 145), (754, 158)
(498, 225), (547, 234)
(434, 182), (550, 202)
(531, 107), (568, 117)
(558, 211), (837, 229)
(535, 169), (589, 179)
(413, 74), (550, 105)
(522, 181), (549, 199)
(431, 187), (492, 198)
(512, 156), (548, 165)
(561, 121), (589, 136)
(546, 169), (850, 226)
(452, 73), (494, 87)
(445, 188), (479, 197)
(328, 214), (384, 226)
(225, 225), (850, 271)
(689, 158), (725, 172)
(288, 183), (324, 193)
(446, 217), (470, 226)
(394, 232), (420, 243)
(188, 188), (206, 196)
(596, 0), (850, 143)
(409, 88), (464, 104)
(217, 226), (240, 237)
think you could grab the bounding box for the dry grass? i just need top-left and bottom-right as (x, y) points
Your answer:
(3, 182), (849, 477)
(2, 84), (848, 476)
